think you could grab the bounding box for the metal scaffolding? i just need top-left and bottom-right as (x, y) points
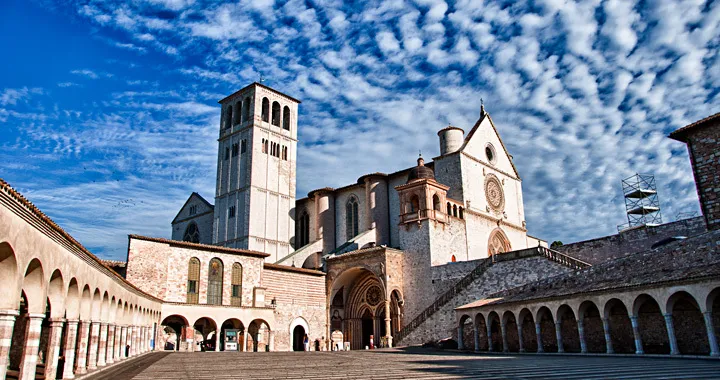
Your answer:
(617, 173), (663, 232)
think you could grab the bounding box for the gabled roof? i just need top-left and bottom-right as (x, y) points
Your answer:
(171, 192), (214, 224)
(669, 111), (720, 142)
(459, 112), (521, 179)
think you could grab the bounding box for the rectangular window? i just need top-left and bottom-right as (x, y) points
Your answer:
(241, 139), (247, 154)
(232, 284), (241, 298)
(232, 143), (239, 157)
(225, 147), (230, 160)
(187, 280), (197, 294)
(228, 205), (236, 218)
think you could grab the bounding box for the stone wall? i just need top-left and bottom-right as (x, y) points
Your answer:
(262, 267), (326, 351)
(683, 121), (720, 231)
(400, 255), (571, 346)
(556, 217), (706, 264)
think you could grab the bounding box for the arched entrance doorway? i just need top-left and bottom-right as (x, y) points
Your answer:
(361, 309), (373, 349)
(293, 325), (305, 351)
(161, 315), (189, 351)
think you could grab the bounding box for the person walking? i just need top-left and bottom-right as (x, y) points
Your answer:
(303, 334), (310, 351)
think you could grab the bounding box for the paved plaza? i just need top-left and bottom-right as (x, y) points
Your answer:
(84, 348), (720, 379)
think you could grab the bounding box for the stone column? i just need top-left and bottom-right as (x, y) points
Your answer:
(138, 326), (144, 354)
(74, 320), (90, 375)
(43, 318), (65, 380)
(473, 326), (480, 351)
(0, 310), (19, 380)
(97, 323), (108, 366)
(215, 328), (221, 352)
(577, 319), (587, 354)
(269, 331), (275, 352)
(130, 326), (137, 356)
(517, 324), (525, 353)
(106, 324), (116, 364)
(62, 319), (79, 380)
(18, 313), (45, 380)
(87, 321), (100, 370)
(601, 317), (614, 354)
(500, 322), (509, 352)
(243, 329), (249, 352)
(703, 312), (720, 357)
(555, 321), (564, 353)
(663, 313), (679, 355)
(457, 326), (464, 350)
(535, 323), (544, 353)
(630, 316), (643, 354)
(117, 326), (125, 359)
(384, 300), (392, 348)
(486, 323), (493, 351)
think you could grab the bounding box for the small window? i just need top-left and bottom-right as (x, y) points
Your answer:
(451, 255), (456, 263)
(447, 202), (451, 215)
(189, 205), (197, 215)
(283, 106), (290, 130)
(453, 204), (458, 217)
(261, 98), (270, 122)
(271, 101), (281, 126)
(261, 139), (267, 154)
(232, 285), (241, 298)
(459, 207), (464, 219)
(485, 144), (496, 164)
(232, 143), (239, 157)
(188, 280), (197, 294)
(242, 97), (251, 122)
(241, 139), (247, 154)
(228, 206), (236, 218)
(225, 147), (230, 160)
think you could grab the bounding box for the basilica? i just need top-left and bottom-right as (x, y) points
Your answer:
(0, 82), (718, 380)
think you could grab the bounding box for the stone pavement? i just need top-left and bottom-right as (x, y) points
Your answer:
(83, 348), (720, 379)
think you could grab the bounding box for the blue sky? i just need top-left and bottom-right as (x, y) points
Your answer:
(1, 0), (717, 260)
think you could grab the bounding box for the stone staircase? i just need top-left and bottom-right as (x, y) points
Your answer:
(394, 246), (590, 345)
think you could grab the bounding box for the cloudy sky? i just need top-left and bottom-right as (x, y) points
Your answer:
(1, 0), (717, 260)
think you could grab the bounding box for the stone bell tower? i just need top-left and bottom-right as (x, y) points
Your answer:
(213, 82), (301, 262)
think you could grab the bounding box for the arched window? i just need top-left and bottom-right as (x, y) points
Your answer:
(298, 209), (310, 247)
(453, 204), (458, 217)
(187, 257), (200, 304)
(207, 258), (223, 305)
(261, 97), (269, 122)
(410, 195), (420, 213)
(488, 229), (511, 256)
(346, 197), (359, 240)
(447, 202), (452, 215)
(283, 106), (290, 130)
(271, 101), (281, 126)
(242, 97), (251, 122)
(451, 255), (456, 263)
(233, 102), (241, 125)
(432, 194), (440, 211)
(231, 263), (243, 306)
(225, 106), (233, 129)
(183, 222), (200, 243)
(459, 207), (464, 219)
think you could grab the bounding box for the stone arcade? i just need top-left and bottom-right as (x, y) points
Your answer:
(0, 81), (718, 380)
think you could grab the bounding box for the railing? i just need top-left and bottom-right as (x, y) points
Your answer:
(395, 259), (493, 344)
(399, 209), (448, 224)
(537, 246), (591, 270)
(394, 247), (591, 344)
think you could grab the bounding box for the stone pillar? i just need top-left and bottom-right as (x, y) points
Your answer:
(18, 313), (45, 380)
(215, 328), (221, 352)
(457, 326), (464, 350)
(0, 310), (19, 380)
(243, 329), (249, 352)
(43, 318), (65, 380)
(106, 324), (116, 364)
(130, 326), (137, 356)
(384, 300), (392, 348)
(577, 319), (587, 354)
(500, 322), (509, 352)
(87, 321), (100, 370)
(138, 326), (144, 354)
(97, 323), (108, 366)
(601, 317), (614, 354)
(517, 324), (525, 353)
(486, 323), (493, 351)
(473, 326), (480, 351)
(663, 313), (679, 355)
(630, 316), (644, 354)
(118, 326), (126, 359)
(535, 323), (543, 353)
(704, 312), (720, 357)
(269, 331), (275, 352)
(555, 321), (564, 353)
(74, 321), (90, 375)
(62, 319), (79, 380)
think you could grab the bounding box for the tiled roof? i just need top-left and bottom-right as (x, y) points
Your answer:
(458, 229), (720, 309)
(129, 234), (270, 258)
(669, 112), (720, 141)
(263, 262), (325, 276)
